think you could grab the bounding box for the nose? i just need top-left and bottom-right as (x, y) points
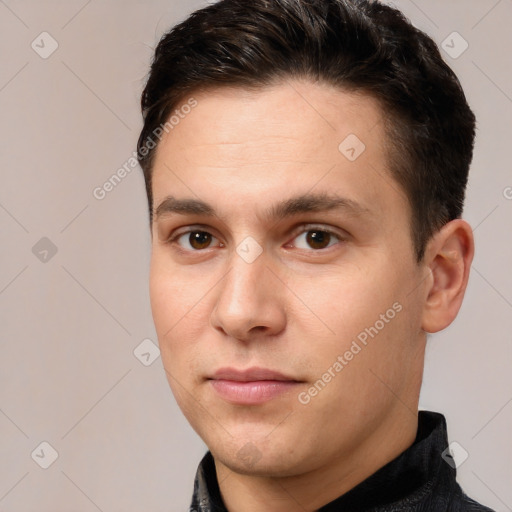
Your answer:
(210, 247), (287, 342)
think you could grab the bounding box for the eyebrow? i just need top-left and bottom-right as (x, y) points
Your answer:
(153, 193), (372, 222)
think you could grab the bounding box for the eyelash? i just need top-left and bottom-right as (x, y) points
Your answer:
(167, 225), (346, 253)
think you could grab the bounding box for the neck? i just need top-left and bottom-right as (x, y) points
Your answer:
(215, 405), (419, 512)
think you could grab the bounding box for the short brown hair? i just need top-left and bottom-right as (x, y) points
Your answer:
(138, 0), (476, 261)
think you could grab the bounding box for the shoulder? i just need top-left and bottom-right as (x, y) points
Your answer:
(447, 489), (496, 512)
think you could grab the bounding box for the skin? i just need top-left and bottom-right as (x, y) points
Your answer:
(148, 80), (474, 512)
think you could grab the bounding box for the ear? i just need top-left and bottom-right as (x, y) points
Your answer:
(421, 219), (474, 333)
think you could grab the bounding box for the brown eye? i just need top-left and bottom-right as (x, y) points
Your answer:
(292, 228), (341, 250)
(305, 230), (331, 249)
(172, 230), (220, 251)
(188, 231), (213, 249)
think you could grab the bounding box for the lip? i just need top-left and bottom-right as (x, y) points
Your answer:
(208, 366), (302, 405)
(211, 366), (297, 382)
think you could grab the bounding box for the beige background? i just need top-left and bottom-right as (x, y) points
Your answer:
(1, 0), (511, 510)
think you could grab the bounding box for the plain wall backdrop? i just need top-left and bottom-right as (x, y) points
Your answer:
(1, 0), (511, 510)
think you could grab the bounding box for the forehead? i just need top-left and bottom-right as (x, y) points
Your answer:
(151, 80), (407, 224)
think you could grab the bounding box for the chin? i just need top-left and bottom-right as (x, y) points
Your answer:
(208, 432), (310, 478)
(216, 449), (302, 477)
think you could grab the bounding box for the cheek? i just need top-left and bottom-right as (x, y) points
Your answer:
(149, 264), (179, 335)
(149, 256), (206, 366)
(293, 259), (416, 375)
(149, 254), (203, 329)
(294, 264), (400, 335)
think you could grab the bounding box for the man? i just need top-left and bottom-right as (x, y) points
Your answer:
(137, 0), (494, 510)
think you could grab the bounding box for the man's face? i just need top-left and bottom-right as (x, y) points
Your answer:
(149, 81), (429, 477)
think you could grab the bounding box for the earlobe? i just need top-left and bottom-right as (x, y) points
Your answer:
(421, 219), (474, 333)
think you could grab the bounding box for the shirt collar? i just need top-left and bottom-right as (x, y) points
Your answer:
(190, 411), (456, 512)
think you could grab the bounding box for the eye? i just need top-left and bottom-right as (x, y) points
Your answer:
(173, 230), (221, 251)
(291, 227), (343, 250)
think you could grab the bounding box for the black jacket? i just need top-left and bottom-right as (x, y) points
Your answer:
(190, 411), (494, 511)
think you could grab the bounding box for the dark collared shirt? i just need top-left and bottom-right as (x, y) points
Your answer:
(189, 411), (494, 511)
